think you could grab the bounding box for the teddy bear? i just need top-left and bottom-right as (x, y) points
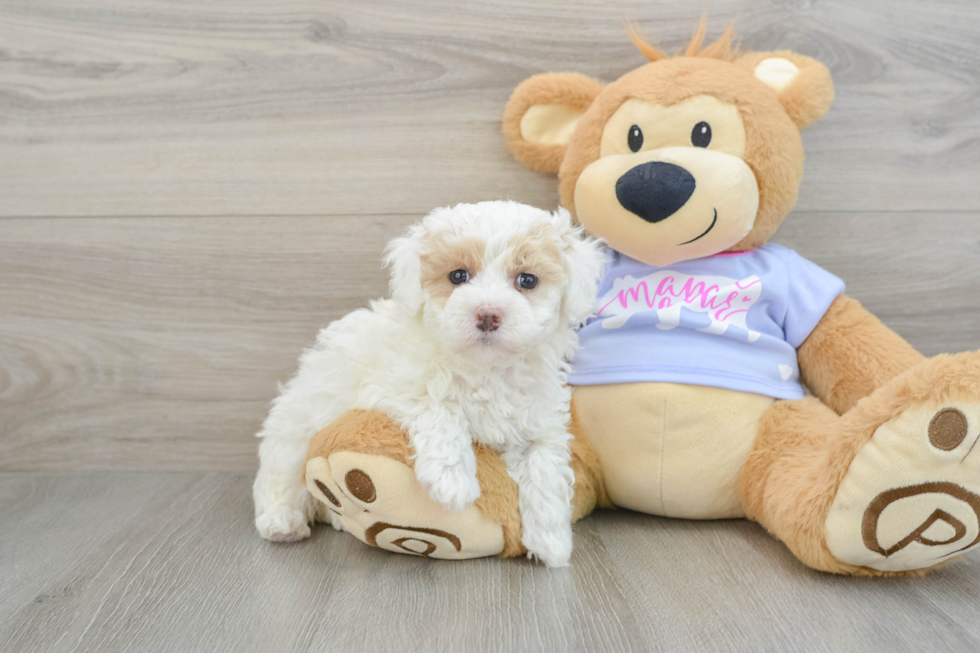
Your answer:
(301, 22), (980, 576)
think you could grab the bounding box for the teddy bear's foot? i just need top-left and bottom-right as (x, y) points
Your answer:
(306, 451), (506, 559)
(303, 408), (607, 562)
(826, 352), (980, 572)
(303, 409), (530, 560)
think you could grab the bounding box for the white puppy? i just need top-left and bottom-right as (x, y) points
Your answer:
(253, 201), (604, 566)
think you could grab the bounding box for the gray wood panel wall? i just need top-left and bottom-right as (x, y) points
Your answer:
(2, 0), (979, 472)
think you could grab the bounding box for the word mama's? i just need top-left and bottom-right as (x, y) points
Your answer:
(597, 271), (762, 341)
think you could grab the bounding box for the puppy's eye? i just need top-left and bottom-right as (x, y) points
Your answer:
(449, 269), (469, 285)
(691, 121), (712, 148)
(628, 124), (643, 153)
(516, 273), (538, 290)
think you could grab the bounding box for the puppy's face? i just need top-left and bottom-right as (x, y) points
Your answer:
(385, 201), (604, 364)
(418, 222), (566, 361)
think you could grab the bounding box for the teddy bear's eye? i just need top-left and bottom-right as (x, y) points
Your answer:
(628, 125), (644, 152)
(691, 121), (712, 147)
(449, 269), (470, 285)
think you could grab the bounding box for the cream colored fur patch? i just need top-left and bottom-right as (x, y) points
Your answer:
(754, 57), (800, 93)
(572, 382), (773, 519)
(520, 104), (584, 145)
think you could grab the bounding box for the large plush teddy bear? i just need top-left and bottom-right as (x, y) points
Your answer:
(301, 23), (980, 576)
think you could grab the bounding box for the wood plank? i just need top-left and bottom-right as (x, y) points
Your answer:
(1, 212), (978, 472)
(2, 472), (980, 653)
(0, 215), (404, 472)
(0, 0), (978, 218)
(594, 510), (980, 652)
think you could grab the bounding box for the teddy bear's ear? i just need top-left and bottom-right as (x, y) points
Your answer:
(735, 51), (835, 129)
(503, 73), (603, 173)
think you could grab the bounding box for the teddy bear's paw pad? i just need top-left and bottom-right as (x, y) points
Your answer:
(256, 505), (311, 543)
(826, 400), (980, 572)
(306, 451), (505, 560)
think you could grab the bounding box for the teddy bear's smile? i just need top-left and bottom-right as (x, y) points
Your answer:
(678, 208), (718, 245)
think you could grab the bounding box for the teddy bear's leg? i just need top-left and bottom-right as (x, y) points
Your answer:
(741, 352), (980, 576)
(303, 408), (605, 560)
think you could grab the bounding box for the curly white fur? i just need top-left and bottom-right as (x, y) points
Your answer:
(253, 201), (605, 566)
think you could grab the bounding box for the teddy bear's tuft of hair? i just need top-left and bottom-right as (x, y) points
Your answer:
(628, 16), (739, 63)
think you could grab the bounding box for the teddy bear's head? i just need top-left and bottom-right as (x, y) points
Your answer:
(503, 22), (834, 266)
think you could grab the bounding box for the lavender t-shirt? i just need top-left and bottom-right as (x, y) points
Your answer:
(568, 244), (845, 399)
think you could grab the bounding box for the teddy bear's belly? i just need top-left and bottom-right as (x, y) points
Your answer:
(572, 382), (774, 519)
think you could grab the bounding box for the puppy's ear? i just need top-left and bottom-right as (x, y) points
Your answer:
(503, 73), (603, 173)
(383, 225), (424, 312)
(554, 208), (605, 326)
(735, 51), (834, 129)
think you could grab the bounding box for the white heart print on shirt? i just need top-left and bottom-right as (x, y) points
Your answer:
(778, 364), (794, 380)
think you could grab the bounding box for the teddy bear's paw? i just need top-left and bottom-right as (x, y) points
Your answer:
(826, 376), (980, 572)
(305, 451), (503, 560)
(256, 505), (312, 543)
(522, 522), (573, 568)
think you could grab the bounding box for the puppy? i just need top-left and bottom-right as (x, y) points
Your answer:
(253, 200), (604, 566)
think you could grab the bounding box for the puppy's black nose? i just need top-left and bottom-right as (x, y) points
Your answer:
(476, 309), (501, 332)
(615, 161), (696, 224)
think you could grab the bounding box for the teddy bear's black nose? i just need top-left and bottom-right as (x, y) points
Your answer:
(616, 161), (696, 224)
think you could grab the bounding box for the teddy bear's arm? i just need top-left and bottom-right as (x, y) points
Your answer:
(797, 294), (924, 414)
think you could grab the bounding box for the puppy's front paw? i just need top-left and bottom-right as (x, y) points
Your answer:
(522, 523), (573, 568)
(415, 458), (481, 513)
(256, 505), (311, 542)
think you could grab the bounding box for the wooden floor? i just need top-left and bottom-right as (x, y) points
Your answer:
(4, 473), (980, 653)
(2, 0), (980, 651)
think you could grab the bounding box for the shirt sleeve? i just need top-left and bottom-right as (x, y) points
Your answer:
(779, 248), (846, 349)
